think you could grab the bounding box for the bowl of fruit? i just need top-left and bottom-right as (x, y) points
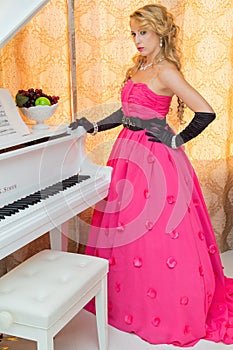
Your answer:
(16, 88), (59, 130)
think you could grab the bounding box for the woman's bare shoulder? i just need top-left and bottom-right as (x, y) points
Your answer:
(157, 60), (181, 79)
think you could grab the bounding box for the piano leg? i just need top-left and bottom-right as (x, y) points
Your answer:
(49, 217), (79, 252)
(67, 216), (79, 252)
(49, 226), (62, 250)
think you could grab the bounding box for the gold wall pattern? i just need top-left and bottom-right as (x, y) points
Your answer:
(0, 0), (233, 267)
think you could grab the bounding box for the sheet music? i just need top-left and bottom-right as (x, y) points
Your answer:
(0, 101), (17, 137)
(0, 88), (30, 140)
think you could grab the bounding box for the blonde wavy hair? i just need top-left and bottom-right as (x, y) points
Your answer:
(125, 4), (185, 121)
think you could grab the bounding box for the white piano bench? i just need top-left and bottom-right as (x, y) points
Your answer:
(0, 249), (109, 350)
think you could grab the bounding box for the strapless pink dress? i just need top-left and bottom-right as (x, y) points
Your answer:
(85, 80), (233, 347)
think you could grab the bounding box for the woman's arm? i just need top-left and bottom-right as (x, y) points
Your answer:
(158, 64), (214, 113)
(146, 64), (216, 148)
(69, 108), (123, 133)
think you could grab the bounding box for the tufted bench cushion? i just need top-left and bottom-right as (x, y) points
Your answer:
(0, 249), (108, 350)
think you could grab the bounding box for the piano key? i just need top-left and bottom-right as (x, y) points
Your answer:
(12, 202), (29, 210)
(15, 199), (36, 207)
(0, 173), (91, 221)
(0, 208), (16, 216)
(41, 188), (60, 197)
(15, 199), (31, 206)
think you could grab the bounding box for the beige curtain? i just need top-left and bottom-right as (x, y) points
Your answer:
(0, 0), (232, 266)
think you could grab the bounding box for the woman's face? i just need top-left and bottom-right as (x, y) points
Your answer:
(130, 18), (160, 61)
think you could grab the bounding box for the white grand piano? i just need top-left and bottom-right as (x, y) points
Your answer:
(0, 0), (112, 260)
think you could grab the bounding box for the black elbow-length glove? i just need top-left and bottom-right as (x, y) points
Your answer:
(146, 112), (216, 148)
(69, 108), (123, 133)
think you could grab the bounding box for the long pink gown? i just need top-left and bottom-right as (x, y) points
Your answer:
(85, 79), (233, 347)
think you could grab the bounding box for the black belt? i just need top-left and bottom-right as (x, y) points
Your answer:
(122, 115), (167, 131)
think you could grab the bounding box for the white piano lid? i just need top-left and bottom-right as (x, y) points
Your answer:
(0, 0), (50, 49)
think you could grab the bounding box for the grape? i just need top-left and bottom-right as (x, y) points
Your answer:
(15, 88), (60, 107)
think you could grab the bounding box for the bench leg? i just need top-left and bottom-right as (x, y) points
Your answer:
(95, 276), (108, 350)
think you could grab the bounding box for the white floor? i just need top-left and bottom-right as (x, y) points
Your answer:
(1, 251), (233, 350)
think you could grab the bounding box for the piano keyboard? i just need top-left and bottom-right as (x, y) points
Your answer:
(0, 174), (90, 221)
(0, 169), (110, 259)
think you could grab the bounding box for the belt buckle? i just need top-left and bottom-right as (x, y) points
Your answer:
(125, 117), (131, 128)
(122, 116), (135, 129)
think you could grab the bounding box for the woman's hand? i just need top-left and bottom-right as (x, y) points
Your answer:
(145, 124), (175, 148)
(69, 117), (94, 133)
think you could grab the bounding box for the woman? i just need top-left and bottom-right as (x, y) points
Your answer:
(70, 4), (233, 347)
